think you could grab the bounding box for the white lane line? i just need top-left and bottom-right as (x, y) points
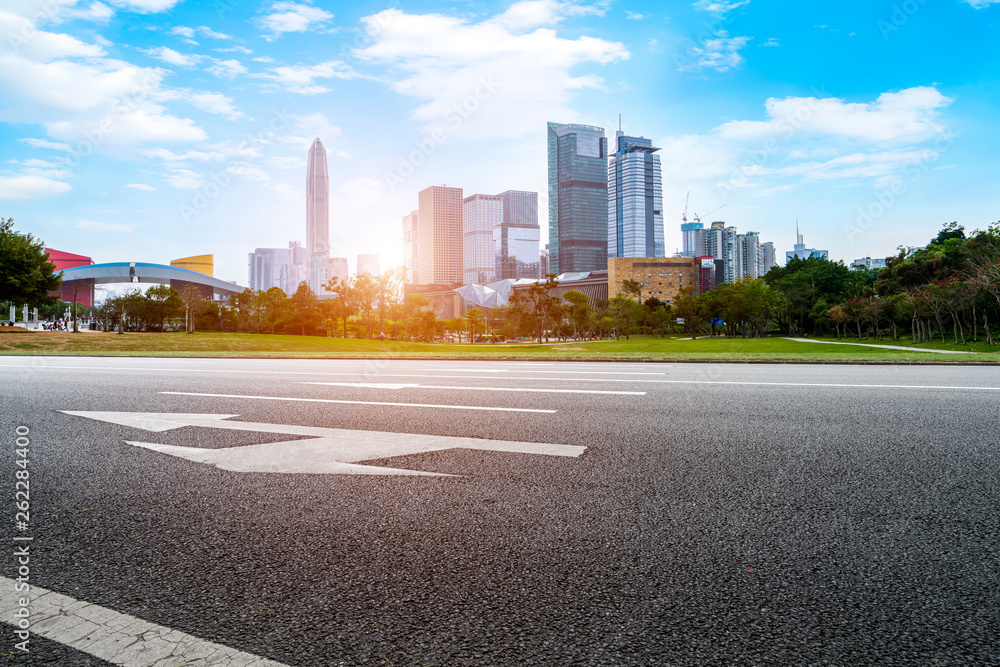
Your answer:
(418, 368), (666, 375)
(0, 575), (290, 666)
(159, 391), (557, 413)
(640, 380), (1000, 391)
(63, 412), (586, 476)
(300, 382), (646, 396)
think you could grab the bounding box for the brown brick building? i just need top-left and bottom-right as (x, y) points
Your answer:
(607, 257), (697, 304)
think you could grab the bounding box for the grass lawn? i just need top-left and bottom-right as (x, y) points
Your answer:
(0, 331), (997, 363)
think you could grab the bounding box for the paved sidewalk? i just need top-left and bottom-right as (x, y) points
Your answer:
(788, 337), (970, 354)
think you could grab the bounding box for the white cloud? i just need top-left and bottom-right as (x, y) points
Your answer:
(141, 148), (225, 161)
(106, 0), (182, 12)
(625, 10), (649, 20)
(126, 183), (156, 191)
(20, 138), (72, 151)
(143, 46), (201, 67)
(760, 37), (779, 47)
(716, 87), (952, 144)
(163, 168), (205, 189)
(77, 219), (134, 232)
(253, 1), (334, 40)
(198, 26), (232, 40)
(0, 11), (106, 61)
(355, 3), (629, 139)
(217, 45), (253, 55)
(253, 60), (359, 95)
(964, 0), (1000, 6)
(0, 174), (71, 200)
(169, 26), (196, 43)
(655, 86), (954, 205)
(280, 112), (343, 151)
(693, 0), (750, 13)
(678, 32), (750, 72)
(206, 59), (247, 79)
(0, 15), (206, 149)
(189, 92), (248, 121)
(63, 2), (115, 22)
(227, 162), (270, 182)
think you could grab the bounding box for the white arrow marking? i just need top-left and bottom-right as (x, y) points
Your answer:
(301, 382), (645, 396)
(62, 412), (586, 476)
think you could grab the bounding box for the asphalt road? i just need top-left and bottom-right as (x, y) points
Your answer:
(0, 357), (998, 666)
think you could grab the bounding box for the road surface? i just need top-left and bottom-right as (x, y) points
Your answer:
(0, 357), (997, 665)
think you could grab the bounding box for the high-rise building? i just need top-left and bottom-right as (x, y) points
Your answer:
(496, 190), (540, 280)
(402, 210), (419, 283)
(539, 245), (550, 279)
(248, 242), (308, 294)
(306, 138), (330, 292)
(608, 131), (663, 259)
(760, 242), (777, 274)
(357, 254), (380, 277)
(695, 256), (717, 294)
(705, 222), (737, 284)
(329, 257), (349, 283)
(736, 231), (760, 280)
(680, 222), (707, 258)
(850, 256), (886, 271)
(417, 185), (464, 285)
(786, 223), (829, 262)
(462, 194), (500, 284)
(547, 122), (608, 274)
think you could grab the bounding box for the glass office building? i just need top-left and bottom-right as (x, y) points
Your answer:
(547, 122), (608, 274)
(496, 190), (540, 280)
(306, 138), (330, 292)
(608, 132), (664, 259)
(418, 185), (464, 285)
(463, 194), (501, 284)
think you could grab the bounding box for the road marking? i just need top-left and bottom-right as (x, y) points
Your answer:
(641, 380), (1000, 390)
(0, 575), (290, 666)
(301, 382), (645, 396)
(159, 392), (557, 413)
(787, 337), (970, 354)
(419, 368), (666, 375)
(62, 412), (586, 476)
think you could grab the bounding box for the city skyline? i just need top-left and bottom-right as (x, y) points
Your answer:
(2, 1), (998, 284)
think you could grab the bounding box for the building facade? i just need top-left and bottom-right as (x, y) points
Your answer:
(851, 257), (887, 271)
(357, 254), (380, 277)
(736, 232), (760, 280)
(786, 226), (829, 262)
(306, 138), (331, 293)
(608, 132), (663, 259)
(496, 190), (540, 280)
(761, 242), (777, 275)
(462, 194), (500, 284)
(547, 122), (609, 274)
(402, 209), (418, 284)
(417, 185), (464, 285)
(705, 222), (737, 284)
(680, 222), (707, 258)
(607, 257), (697, 304)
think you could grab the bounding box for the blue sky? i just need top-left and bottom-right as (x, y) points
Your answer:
(1, 0), (998, 284)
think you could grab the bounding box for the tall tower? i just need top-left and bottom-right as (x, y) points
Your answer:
(306, 138), (330, 292)
(417, 185), (464, 285)
(608, 130), (664, 259)
(547, 122), (608, 275)
(463, 194), (501, 284)
(496, 190), (540, 280)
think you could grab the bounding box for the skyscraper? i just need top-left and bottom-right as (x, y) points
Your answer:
(786, 223), (829, 262)
(417, 185), (464, 285)
(705, 222), (737, 284)
(463, 194), (500, 284)
(496, 190), (540, 280)
(306, 138), (330, 292)
(402, 210), (419, 284)
(680, 222), (707, 258)
(608, 131), (664, 259)
(547, 122), (608, 274)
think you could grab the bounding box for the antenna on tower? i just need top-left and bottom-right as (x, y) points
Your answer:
(619, 114), (622, 132)
(682, 191), (690, 224)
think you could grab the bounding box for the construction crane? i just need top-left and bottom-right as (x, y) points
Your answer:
(692, 204), (726, 224)
(681, 192), (690, 224)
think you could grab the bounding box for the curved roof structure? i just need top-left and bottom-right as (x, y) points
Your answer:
(170, 254), (213, 276)
(59, 262), (244, 295)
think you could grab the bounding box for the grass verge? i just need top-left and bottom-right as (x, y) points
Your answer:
(0, 331), (997, 363)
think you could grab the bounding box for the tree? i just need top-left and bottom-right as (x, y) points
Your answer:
(323, 277), (357, 338)
(145, 284), (183, 332)
(671, 286), (703, 339)
(464, 307), (484, 342)
(178, 285), (204, 334)
(621, 279), (643, 303)
(0, 218), (62, 308)
(290, 282), (321, 336)
(353, 272), (380, 338)
(562, 289), (592, 338)
(509, 275), (560, 343)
